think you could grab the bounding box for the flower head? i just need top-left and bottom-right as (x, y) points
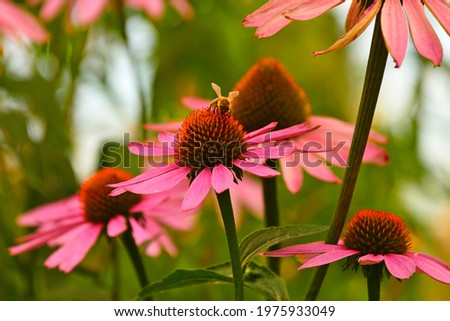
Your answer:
(9, 168), (195, 272)
(264, 209), (450, 283)
(109, 83), (316, 211)
(244, 0), (450, 67)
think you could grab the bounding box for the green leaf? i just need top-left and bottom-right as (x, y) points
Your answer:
(239, 225), (328, 269)
(138, 262), (289, 300)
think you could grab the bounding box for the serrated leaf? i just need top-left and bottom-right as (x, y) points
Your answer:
(239, 225), (328, 268)
(138, 262), (288, 300)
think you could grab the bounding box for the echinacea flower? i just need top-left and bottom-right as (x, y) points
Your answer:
(0, 1), (48, 43)
(264, 209), (450, 284)
(244, 0), (450, 67)
(9, 168), (195, 272)
(29, 0), (193, 27)
(182, 58), (388, 193)
(109, 84), (317, 211)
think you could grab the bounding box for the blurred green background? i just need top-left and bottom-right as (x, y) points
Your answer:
(1, 0), (450, 300)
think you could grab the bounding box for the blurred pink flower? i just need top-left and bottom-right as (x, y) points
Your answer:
(109, 84), (317, 211)
(29, 0), (193, 27)
(244, 0), (450, 67)
(9, 168), (195, 272)
(0, 1), (48, 43)
(264, 210), (450, 283)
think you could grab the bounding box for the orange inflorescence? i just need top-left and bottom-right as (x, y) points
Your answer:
(231, 58), (311, 132)
(80, 168), (141, 223)
(175, 108), (247, 171)
(344, 210), (412, 255)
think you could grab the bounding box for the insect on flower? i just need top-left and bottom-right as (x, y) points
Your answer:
(208, 83), (239, 115)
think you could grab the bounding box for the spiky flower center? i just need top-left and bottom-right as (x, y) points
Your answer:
(344, 210), (411, 255)
(80, 168), (141, 223)
(175, 107), (247, 179)
(231, 58), (311, 132)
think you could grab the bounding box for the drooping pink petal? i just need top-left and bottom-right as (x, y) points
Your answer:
(424, 0), (450, 36)
(128, 0), (165, 19)
(229, 177), (264, 218)
(158, 131), (176, 143)
(211, 164), (235, 194)
(106, 215), (128, 237)
(358, 253), (385, 265)
(242, 145), (295, 160)
(246, 123), (313, 145)
(40, 0), (66, 21)
(182, 168), (212, 211)
(145, 233), (178, 257)
(263, 242), (346, 257)
(301, 154), (342, 183)
(285, 0), (344, 20)
(361, 144), (389, 165)
(384, 253), (416, 279)
(128, 141), (175, 157)
(44, 223), (103, 273)
(243, 0), (290, 27)
(403, 0), (443, 66)
(181, 96), (210, 110)
(345, 0), (363, 31)
(314, 0), (382, 56)
(169, 0), (194, 19)
(244, 122), (278, 140)
(406, 252), (450, 284)
(129, 217), (157, 245)
(145, 121), (183, 132)
(298, 249), (359, 270)
(234, 160), (280, 178)
(280, 154), (304, 193)
(381, 0), (409, 67)
(254, 14), (293, 38)
(74, 0), (108, 26)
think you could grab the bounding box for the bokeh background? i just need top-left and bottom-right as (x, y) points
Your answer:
(1, 0), (449, 300)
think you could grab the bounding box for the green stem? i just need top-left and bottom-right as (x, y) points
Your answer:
(305, 13), (388, 300)
(216, 190), (244, 300)
(262, 159), (281, 274)
(110, 240), (120, 300)
(120, 226), (151, 298)
(366, 266), (382, 301)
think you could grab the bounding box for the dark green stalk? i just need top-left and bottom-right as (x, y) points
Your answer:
(366, 265), (382, 301)
(262, 159), (280, 274)
(305, 13), (388, 300)
(216, 190), (244, 300)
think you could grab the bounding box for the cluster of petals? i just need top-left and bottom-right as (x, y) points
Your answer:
(109, 120), (316, 211)
(0, 1), (48, 43)
(9, 182), (196, 272)
(244, 0), (450, 67)
(28, 0), (193, 27)
(263, 240), (450, 283)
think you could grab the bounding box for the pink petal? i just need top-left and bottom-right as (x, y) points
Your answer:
(243, 0), (290, 27)
(234, 160), (280, 178)
(248, 123), (313, 144)
(244, 122), (278, 140)
(128, 141), (175, 156)
(229, 177), (264, 218)
(128, 0), (164, 19)
(144, 121), (183, 132)
(345, 0), (363, 31)
(145, 233), (178, 257)
(403, 0), (443, 66)
(242, 144), (295, 160)
(44, 223), (103, 273)
(158, 131), (176, 143)
(361, 144), (389, 165)
(358, 253), (385, 265)
(424, 0), (450, 36)
(384, 253), (416, 279)
(40, 0), (65, 21)
(280, 155), (304, 194)
(169, 0), (194, 19)
(181, 96), (210, 110)
(74, 0), (108, 26)
(129, 217), (157, 245)
(381, 0), (409, 67)
(264, 242), (347, 257)
(106, 215), (128, 237)
(211, 164), (235, 194)
(406, 252), (450, 284)
(314, 0), (382, 56)
(298, 249), (359, 270)
(301, 154), (342, 183)
(285, 0), (344, 20)
(182, 168), (212, 211)
(254, 14), (293, 38)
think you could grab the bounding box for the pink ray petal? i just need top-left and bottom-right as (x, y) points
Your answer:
(263, 242), (346, 257)
(424, 0), (450, 36)
(169, 0), (194, 19)
(128, 141), (175, 156)
(406, 252), (450, 284)
(254, 13), (293, 38)
(403, 0), (443, 66)
(128, 0), (164, 19)
(144, 121), (183, 132)
(182, 168), (212, 211)
(106, 215), (128, 237)
(280, 154), (304, 194)
(298, 249), (359, 270)
(181, 96), (210, 110)
(345, 0), (363, 31)
(158, 131), (176, 143)
(244, 122), (278, 140)
(243, 0), (290, 27)
(314, 0), (382, 56)
(301, 154), (342, 183)
(229, 177), (264, 218)
(358, 253), (385, 265)
(242, 145), (295, 160)
(384, 253), (416, 279)
(381, 0), (409, 67)
(75, 0), (108, 26)
(361, 144), (389, 165)
(40, 0), (66, 21)
(44, 223), (103, 273)
(129, 217), (154, 245)
(211, 164), (235, 194)
(246, 123), (313, 145)
(285, 0), (344, 20)
(234, 160), (280, 178)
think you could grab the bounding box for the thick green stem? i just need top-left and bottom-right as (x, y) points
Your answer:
(305, 13), (388, 300)
(262, 159), (281, 274)
(216, 190), (244, 300)
(366, 265), (382, 301)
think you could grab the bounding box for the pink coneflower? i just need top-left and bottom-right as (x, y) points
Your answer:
(0, 1), (48, 43)
(109, 84), (317, 211)
(264, 210), (450, 284)
(28, 0), (193, 27)
(244, 0), (450, 67)
(9, 168), (195, 272)
(181, 59), (388, 193)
